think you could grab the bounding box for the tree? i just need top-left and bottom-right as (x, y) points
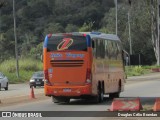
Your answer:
(65, 24), (78, 32)
(0, 0), (157, 65)
(30, 42), (43, 59)
(151, 0), (160, 64)
(44, 23), (64, 34)
(102, 0), (156, 64)
(0, 1), (5, 8)
(79, 22), (95, 32)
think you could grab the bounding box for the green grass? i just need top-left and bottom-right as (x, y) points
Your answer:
(125, 65), (160, 77)
(0, 58), (43, 84)
(142, 65), (160, 69)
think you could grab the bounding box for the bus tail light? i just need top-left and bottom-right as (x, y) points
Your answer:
(44, 70), (52, 86)
(86, 68), (91, 84)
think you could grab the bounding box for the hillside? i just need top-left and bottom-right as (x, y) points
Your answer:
(0, 0), (156, 65)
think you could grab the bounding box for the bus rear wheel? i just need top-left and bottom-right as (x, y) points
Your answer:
(94, 82), (104, 103)
(52, 96), (59, 103)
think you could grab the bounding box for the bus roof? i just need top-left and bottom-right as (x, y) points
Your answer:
(75, 32), (120, 41)
(46, 32), (120, 41)
(44, 32), (120, 48)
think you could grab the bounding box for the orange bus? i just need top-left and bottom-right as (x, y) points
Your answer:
(43, 32), (125, 103)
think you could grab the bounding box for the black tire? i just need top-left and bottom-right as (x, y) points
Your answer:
(114, 92), (120, 98)
(94, 82), (104, 103)
(94, 90), (102, 103)
(52, 96), (59, 103)
(34, 85), (36, 88)
(63, 98), (70, 103)
(118, 80), (121, 92)
(99, 88), (104, 102)
(109, 93), (114, 99)
(0, 84), (1, 91)
(4, 82), (8, 90)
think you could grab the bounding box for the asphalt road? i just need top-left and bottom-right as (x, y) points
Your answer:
(1, 77), (160, 111)
(1, 73), (160, 120)
(1, 72), (160, 100)
(0, 83), (44, 99)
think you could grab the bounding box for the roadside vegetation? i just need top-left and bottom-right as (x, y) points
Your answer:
(0, 57), (160, 84)
(125, 65), (160, 77)
(0, 58), (42, 84)
(0, 0), (157, 65)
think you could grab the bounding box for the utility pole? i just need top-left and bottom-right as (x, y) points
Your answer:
(0, 1), (5, 33)
(128, 0), (132, 55)
(114, 0), (118, 35)
(13, 0), (19, 78)
(128, 11), (132, 55)
(157, 0), (160, 66)
(0, 8), (1, 33)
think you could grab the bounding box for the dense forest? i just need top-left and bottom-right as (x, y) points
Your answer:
(0, 0), (157, 65)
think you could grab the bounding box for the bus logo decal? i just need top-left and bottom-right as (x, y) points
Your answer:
(57, 38), (73, 51)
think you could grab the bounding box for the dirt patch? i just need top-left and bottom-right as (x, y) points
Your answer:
(141, 105), (153, 111)
(0, 93), (49, 107)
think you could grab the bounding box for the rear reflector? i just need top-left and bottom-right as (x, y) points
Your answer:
(44, 70), (52, 86)
(44, 70), (49, 80)
(86, 68), (91, 84)
(44, 79), (52, 86)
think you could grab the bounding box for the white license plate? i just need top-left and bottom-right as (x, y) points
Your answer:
(36, 82), (41, 84)
(63, 88), (71, 92)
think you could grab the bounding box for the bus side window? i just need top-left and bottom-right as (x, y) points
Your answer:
(92, 40), (95, 48)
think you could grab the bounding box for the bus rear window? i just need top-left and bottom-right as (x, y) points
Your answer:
(47, 36), (87, 52)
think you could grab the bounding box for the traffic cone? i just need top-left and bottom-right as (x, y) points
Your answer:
(153, 98), (160, 111)
(30, 86), (36, 99)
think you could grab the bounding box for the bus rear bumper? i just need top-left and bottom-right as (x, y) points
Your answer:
(44, 84), (92, 97)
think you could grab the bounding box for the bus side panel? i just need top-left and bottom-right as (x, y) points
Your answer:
(103, 41), (125, 94)
(91, 58), (97, 95)
(92, 39), (125, 96)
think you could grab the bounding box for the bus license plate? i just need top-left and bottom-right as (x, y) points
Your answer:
(63, 88), (71, 92)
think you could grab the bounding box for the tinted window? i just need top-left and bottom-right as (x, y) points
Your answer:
(94, 39), (105, 59)
(47, 35), (87, 51)
(32, 72), (44, 77)
(0, 72), (4, 78)
(94, 39), (121, 60)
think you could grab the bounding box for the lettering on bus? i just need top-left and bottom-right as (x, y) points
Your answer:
(50, 53), (63, 58)
(66, 53), (84, 58)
